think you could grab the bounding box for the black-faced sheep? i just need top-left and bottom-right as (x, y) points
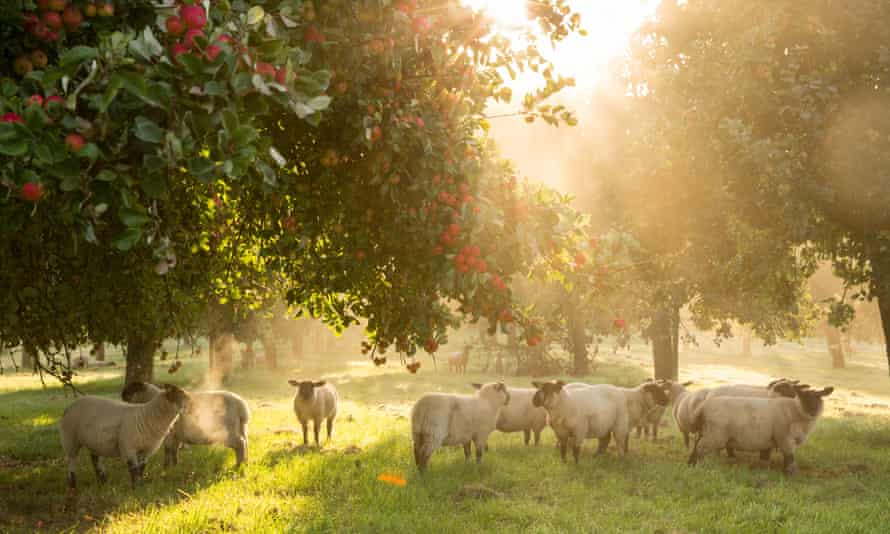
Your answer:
(288, 379), (338, 447)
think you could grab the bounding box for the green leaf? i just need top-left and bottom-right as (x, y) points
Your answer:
(100, 74), (125, 112)
(204, 81), (226, 96)
(307, 95), (332, 111)
(59, 46), (98, 69)
(129, 27), (164, 62)
(96, 169), (118, 182)
(231, 72), (253, 95)
(78, 143), (100, 162)
(0, 123), (18, 142)
(114, 227), (143, 251)
(188, 157), (216, 182)
(143, 155), (166, 172)
(141, 173), (167, 199)
(134, 116), (164, 144)
(0, 138), (28, 157)
(119, 206), (151, 227)
(59, 174), (81, 192)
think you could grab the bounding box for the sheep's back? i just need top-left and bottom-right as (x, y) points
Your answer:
(699, 397), (786, 450)
(61, 397), (132, 457)
(496, 388), (546, 432)
(565, 385), (624, 438)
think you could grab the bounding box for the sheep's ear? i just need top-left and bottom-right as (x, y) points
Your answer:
(531, 381), (544, 389)
(820, 387), (835, 396)
(682, 381), (693, 387)
(313, 380), (326, 387)
(555, 380), (566, 388)
(470, 383), (483, 390)
(287, 379), (299, 387)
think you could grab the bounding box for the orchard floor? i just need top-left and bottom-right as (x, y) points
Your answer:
(1, 344), (890, 533)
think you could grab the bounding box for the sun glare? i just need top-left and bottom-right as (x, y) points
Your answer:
(463, 0), (658, 89)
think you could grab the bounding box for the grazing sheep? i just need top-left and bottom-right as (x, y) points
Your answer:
(121, 382), (250, 467)
(494, 387), (548, 446)
(60, 384), (189, 489)
(636, 379), (692, 441)
(673, 379), (798, 451)
(532, 380), (631, 463)
(288, 379), (338, 447)
(411, 382), (510, 471)
(447, 346), (470, 374)
(688, 385), (834, 474)
(566, 381), (668, 451)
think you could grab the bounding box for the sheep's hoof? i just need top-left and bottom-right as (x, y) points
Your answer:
(784, 464), (798, 476)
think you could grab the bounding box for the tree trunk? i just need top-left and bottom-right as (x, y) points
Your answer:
(652, 305), (680, 380)
(92, 342), (106, 362)
(21, 343), (37, 372)
(568, 313), (589, 376)
(870, 250), (890, 375)
(291, 330), (303, 360)
(262, 337), (278, 369)
(125, 333), (156, 386)
(876, 293), (890, 376)
(742, 335), (752, 357)
(823, 323), (846, 369)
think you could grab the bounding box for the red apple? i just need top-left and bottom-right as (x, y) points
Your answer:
(370, 125), (383, 142)
(183, 28), (203, 48)
(166, 16), (185, 36)
(30, 23), (49, 40)
(305, 26), (326, 43)
(37, 0), (50, 10)
(28, 94), (45, 106)
(44, 95), (65, 109)
(215, 34), (233, 45)
(613, 318), (627, 329)
(254, 61), (276, 78)
(47, 0), (67, 11)
(62, 6), (83, 29)
(179, 4), (206, 29)
(20, 182), (43, 202)
(275, 67), (288, 85)
(1, 112), (24, 124)
(65, 133), (85, 153)
(413, 15), (431, 33)
(84, 3), (97, 17)
(45, 31), (60, 42)
(355, 250), (366, 261)
(98, 2), (114, 17)
(43, 11), (63, 29)
(171, 42), (190, 63)
(204, 44), (221, 61)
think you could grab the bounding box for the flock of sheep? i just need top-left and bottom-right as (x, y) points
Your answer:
(57, 373), (832, 490)
(410, 377), (833, 475)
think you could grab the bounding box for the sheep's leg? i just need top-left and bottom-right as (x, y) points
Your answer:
(725, 446), (736, 458)
(463, 442), (472, 461)
(687, 434), (705, 466)
(90, 454), (107, 484)
(413, 436), (422, 469)
(233, 438), (247, 466)
(559, 438), (568, 463)
(651, 423), (658, 442)
(533, 430), (541, 446)
(126, 458), (141, 489)
(759, 449), (771, 462)
(572, 441), (581, 464)
(473, 437), (485, 464)
(66, 452), (79, 489)
(782, 452), (797, 475)
(523, 429), (531, 446)
(596, 434), (611, 455)
(682, 431), (690, 449)
(300, 421), (309, 446)
(313, 419), (320, 448)
(326, 417), (334, 442)
(635, 425), (642, 439)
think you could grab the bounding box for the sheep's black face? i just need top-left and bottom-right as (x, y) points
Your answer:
(162, 384), (190, 410)
(797, 387), (834, 417)
(771, 382), (798, 398)
(643, 383), (669, 406)
(290, 380), (326, 401)
(531, 381), (564, 408)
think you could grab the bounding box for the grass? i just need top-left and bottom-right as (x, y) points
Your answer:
(1, 342), (890, 533)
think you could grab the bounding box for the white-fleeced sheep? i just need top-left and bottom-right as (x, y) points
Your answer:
(532, 381), (632, 462)
(288, 379), (338, 447)
(121, 382), (250, 467)
(494, 387), (548, 446)
(411, 382), (510, 471)
(566, 380), (668, 451)
(673, 379), (799, 451)
(60, 383), (190, 489)
(688, 385), (833, 474)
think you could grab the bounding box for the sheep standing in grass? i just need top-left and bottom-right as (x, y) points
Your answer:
(566, 381), (668, 451)
(688, 385), (833, 474)
(60, 384), (189, 489)
(637, 379), (692, 441)
(288, 379), (338, 447)
(673, 379), (799, 449)
(494, 387), (548, 446)
(447, 346), (471, 374)
(532, 380), (631, 463)
(121, 382), (250, 467)
(411, 382), (510, 471)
